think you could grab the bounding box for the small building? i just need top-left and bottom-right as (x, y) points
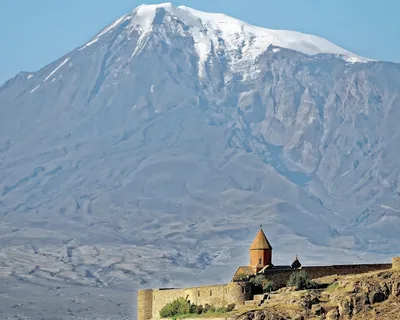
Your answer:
(233, 225), (277, 280)
(233, 225), (305, 282)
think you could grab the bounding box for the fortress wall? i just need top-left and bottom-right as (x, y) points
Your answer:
(189, 284), (226, 307)
(393, 257), (400, 269)
(137, 289), (153, 320)
(227, 282), (252, 304)
(303, 263), (392, 279)
(262, 263), (392, 288)
(139, 259), (398, 320)
(262, 269), (295, 288)
(152, 288), (186, 319)
(150, 283), (246, 319)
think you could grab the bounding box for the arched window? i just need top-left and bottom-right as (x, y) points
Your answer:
(210, 290), (212, 296)
(259, 258), (262, 264)
(198, 291), (200, 297)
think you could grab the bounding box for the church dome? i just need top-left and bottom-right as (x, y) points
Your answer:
(249, 227), (272, 250)
(291, 256), (302, 269)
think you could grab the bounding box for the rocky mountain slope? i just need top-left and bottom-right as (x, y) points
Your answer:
(0, 2), (400, 319)
(236, 268), (400, 320)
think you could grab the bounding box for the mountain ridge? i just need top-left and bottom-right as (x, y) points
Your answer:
(3, 2), (372, 87)
(84, 2), (371, 66)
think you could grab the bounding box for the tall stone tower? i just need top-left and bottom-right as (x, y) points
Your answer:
(250, 225), (272, 272)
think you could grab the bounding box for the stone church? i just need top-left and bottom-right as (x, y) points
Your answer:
(233, 225), (301, 281)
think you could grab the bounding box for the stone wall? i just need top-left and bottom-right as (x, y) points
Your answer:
(393, 257), (400, 269)
(261, 263), (393, 288)
(228, 281), (253, 304)
(137, 289), (153, 320)
(303, 263), (392, 280)
(137, 282), (247, 320)
(259, 269), (295, 288)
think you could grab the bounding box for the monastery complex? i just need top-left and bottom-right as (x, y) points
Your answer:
(138, 226), (400, 320)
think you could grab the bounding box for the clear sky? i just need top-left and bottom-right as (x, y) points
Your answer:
(0, 0), (399, 85)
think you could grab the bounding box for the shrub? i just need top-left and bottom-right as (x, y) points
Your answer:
(189, 304), (197, 314)
(203, 303), (216, 313)
(235, 273), (249, 280)
(250, 275), (274, 293)
(250, 275), (264, 287)
(226, 303), (236, 312)
(159, 298), (190, 318)
(262, 280), (274, 292)
(160, 300), (231, 317)
(215, 307), (226, 313)
(196, 305), (203, 314)
(287, 271), (317, 290)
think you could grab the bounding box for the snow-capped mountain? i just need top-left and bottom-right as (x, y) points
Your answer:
(0, 3), (399, 319)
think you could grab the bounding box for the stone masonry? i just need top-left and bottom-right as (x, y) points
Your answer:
(138, 282), (251, 320)
(393, 257), (400, 269)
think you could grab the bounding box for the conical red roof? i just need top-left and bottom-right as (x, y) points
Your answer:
(250, 228), (272, 250)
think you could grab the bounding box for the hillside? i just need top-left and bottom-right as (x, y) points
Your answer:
(233, 268), (400, 320)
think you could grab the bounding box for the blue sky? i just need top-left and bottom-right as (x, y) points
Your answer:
(0, 0), (398, 85)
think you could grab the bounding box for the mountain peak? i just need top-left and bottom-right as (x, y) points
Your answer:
(137, 2), (175, 9)
(134, 2), (176, 16)
(86, 3), (370, 70)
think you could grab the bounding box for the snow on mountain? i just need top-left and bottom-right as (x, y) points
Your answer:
(0, 3), (399, 319)
(80, 2), (369, 77)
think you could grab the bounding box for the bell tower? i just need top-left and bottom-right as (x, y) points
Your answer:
(249, 225), (272, 273)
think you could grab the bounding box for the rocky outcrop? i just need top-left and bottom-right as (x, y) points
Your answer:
(237, 309), (303, 320)
(334, 271), (400, 318)
(235, 269), (400, 320)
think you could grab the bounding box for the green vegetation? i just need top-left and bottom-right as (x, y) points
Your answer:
(159, 298), (190, 318)
(159, 299), (235, 318)
(235, 273), (250, 281)
(326, 282), (339, 291)
(287, 271), (317, 290)
(250, 274), (275, 292)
